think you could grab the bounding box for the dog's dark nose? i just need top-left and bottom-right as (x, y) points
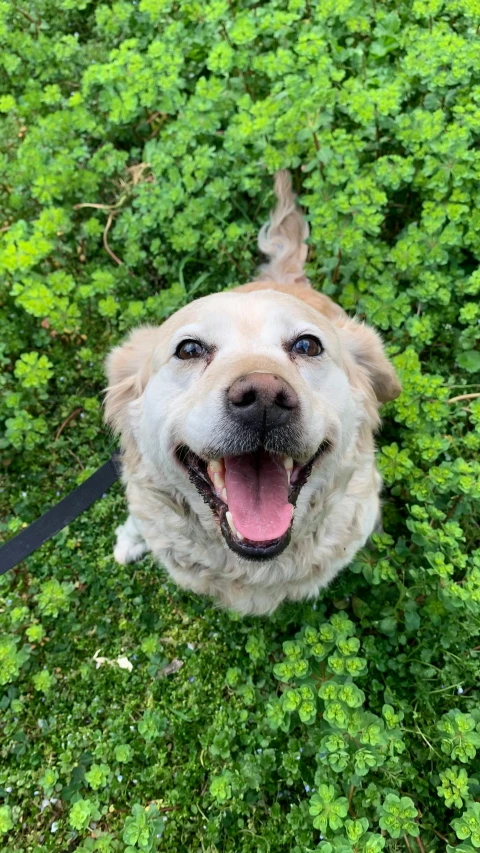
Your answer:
(227, 373), (299, 430)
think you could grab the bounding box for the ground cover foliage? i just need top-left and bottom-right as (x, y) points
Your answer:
(1, 0), (480, 850)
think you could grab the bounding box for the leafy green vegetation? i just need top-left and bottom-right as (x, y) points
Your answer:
(1, 0), (480, 850)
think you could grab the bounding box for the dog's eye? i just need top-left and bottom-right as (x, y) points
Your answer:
(176, 339), (206, 360)
(291, 335), (323, 357)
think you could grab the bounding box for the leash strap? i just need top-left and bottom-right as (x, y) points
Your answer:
(0, 453), (121, 577)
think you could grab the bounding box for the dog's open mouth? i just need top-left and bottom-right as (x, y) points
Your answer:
(176, 442), (331, 560)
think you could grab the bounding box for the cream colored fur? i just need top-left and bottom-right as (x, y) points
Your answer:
(104, 171), (401, 615)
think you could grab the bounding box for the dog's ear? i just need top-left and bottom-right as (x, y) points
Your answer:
(336, 317), (401, 403)
(104, 326), (159, 435)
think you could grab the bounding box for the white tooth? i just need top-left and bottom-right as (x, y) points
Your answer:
(221, 487), (228, 503)
(287, 471), (291, 486)
(209, 459), (223, 473)
(226, 511), (244, 541)
(213, 473), (225, 492)
(283, 456), (294, 472)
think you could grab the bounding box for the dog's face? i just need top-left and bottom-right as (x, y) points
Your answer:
(105, 287), (398, 561)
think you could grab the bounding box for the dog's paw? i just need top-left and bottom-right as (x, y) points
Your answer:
(114, 539), (147, 565)
(113, 517), (148, 565)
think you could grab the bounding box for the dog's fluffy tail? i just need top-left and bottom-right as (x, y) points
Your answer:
(256, 170), (310, 286)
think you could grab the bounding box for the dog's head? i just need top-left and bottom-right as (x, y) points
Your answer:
(105, 173), (400, 561)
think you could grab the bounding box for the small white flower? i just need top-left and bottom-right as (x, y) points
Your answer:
(117, 774), (123, 782)
(51, 822), (59, 833)
(458, 686), (464, 694)
(6, 786), (12, 793)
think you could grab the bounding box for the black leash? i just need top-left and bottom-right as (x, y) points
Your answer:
(0, 453), (121, 577)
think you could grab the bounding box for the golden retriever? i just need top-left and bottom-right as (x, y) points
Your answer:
(104, 171), (401, 615)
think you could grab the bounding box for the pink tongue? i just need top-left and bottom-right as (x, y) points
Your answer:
(224, 452), (293, 543)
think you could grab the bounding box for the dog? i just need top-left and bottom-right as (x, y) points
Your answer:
(104, 171), (401, 615)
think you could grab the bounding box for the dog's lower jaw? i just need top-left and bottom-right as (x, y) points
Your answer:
(114, 451), (381, 616)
